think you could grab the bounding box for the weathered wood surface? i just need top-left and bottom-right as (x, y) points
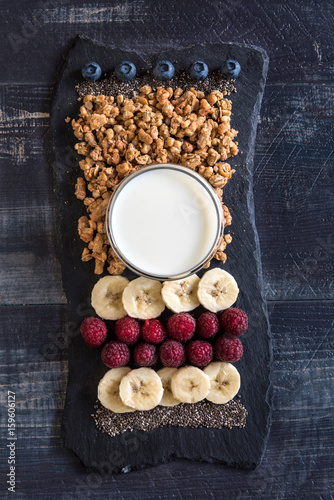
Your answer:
(1, 0), (332, 85)
(0, 0), (333, 497)
(254, 83), (334, 300)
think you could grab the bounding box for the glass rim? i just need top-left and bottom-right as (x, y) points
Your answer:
(105, 163), (224, 281)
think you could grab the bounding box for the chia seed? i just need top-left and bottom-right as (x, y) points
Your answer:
(76, 70), (236, 98)
(92, 399), (247, 438)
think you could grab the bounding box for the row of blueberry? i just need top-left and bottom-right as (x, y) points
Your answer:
(82, 59), (241, 83)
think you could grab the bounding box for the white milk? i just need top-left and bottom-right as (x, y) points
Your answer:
(110, 168), (221, 277)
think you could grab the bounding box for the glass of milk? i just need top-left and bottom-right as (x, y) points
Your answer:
(106, 163), (224, 280)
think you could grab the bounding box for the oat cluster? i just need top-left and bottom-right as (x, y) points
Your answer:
(70, 86), (239, 275)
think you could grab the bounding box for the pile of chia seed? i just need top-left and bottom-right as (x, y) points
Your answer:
(76, 70), (236, 98)
(93, 399), (247, 437)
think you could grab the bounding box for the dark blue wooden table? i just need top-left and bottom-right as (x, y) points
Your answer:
(0, 1), (333, 498)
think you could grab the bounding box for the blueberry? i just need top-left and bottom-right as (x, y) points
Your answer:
(189, 61), (209, 80)
(153, 60), (175, 81)
(114, 61), (136, 82)
(221, 59), (241, 79)
(81, 61), (102, 81)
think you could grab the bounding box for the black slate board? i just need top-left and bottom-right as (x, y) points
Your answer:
(51, 35), (272, 472)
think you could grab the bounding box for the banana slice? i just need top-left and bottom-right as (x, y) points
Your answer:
(119, 367), (163, 411)
(157, 367), (180, 407)
(91, 276), (129, 320)
(203, 361), (240, 404)
(98, 367), (135, 413)
(122, 277), (165, 319)
(161, 274), (200, 313)
(197, 268), (239, 312)
(171, 366), (210, 404)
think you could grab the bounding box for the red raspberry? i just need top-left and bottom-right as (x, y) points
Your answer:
(219, 308), (248, 336)
(215, 336), (243, 362)
(101, 341), (130, 368)
(115, 316), (140, 344)
(159, 340), (186, 368)
(80, 317), (107, 348)
(186, 340), (213, 367)
(197, 312), (220, 339)
(141, 319), (166, 344)
(167, 313), (196, 342)
(133, 342), (158, 366)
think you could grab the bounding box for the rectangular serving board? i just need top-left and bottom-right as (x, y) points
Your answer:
(51, 35), (272, 472)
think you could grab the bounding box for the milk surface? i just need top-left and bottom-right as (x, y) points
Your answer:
(110, 168), (219, 276)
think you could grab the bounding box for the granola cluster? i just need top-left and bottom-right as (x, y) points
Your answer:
(70, 86), (238, 274)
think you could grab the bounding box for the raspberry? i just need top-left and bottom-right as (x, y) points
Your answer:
(159, 340), (186, 368)
(133, 342), (158, 366)
(215, 336), (243, 362)
(197, 312), (220, 339)
(186, 340), (213, 367)
(141, 319), (166, 344)
(101, 341), (130, 368)
(80, 317), (107, 348)
(115, 316), (140, 344)
(219, 308), (248, 336)
(167, 313), (196, 342)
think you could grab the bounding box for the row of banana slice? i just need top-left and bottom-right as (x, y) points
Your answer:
(98, 361), (241, 412)
(92, 268), (239, 320)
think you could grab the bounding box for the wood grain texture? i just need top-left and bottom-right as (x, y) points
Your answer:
(254, 83), (334, 300)
(0, 0), (332, 85)
(1, 302), (333, 498)
(0, 85), (65, 304)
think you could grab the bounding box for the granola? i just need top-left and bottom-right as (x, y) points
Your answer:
(70, 86), (238, 274)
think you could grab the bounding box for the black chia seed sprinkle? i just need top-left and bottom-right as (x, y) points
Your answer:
(76, 70), (236, 98)
(92, 399), (247, 437)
